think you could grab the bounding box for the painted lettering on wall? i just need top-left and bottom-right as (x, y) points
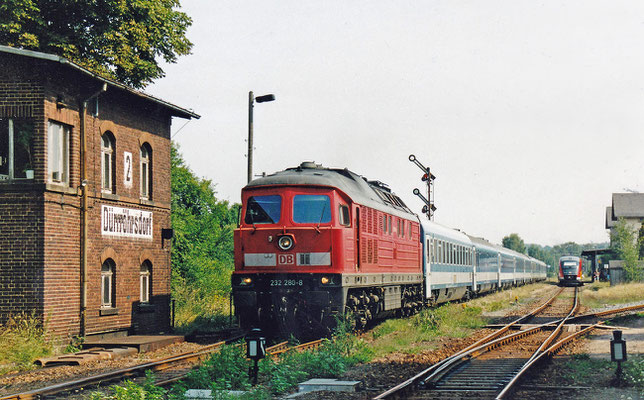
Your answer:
(102, 205), (153, 239)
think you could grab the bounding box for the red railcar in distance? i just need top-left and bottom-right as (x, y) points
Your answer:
(232, 162), (422, 337)
(558, 255), (583, 286)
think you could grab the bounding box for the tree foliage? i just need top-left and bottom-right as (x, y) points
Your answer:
(611, 218), (643, 282)
(502, 233), (526, 254)
(171, 143), (239, 329)
(0, 0), (193, 88)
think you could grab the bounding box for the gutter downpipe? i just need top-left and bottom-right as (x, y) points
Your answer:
(79, 83), (107, 337)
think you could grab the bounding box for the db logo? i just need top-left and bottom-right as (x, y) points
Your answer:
(278, 254), (295, 265)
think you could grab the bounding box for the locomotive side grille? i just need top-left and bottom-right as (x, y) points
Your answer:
(368, 239), (374, 264)
(374, 240), (379, 263)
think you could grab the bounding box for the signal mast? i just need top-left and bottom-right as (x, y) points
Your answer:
(409, 154), (436, 220)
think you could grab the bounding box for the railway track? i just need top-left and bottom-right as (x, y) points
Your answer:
(374, 286), (603, 399)
(0, 336), (323, 400)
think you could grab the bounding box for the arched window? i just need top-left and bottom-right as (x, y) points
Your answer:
(140, 260), (151, 303)
(140, 143), (152, 199)
(101, 259), (115, 308)
(101, 133), (115, 193)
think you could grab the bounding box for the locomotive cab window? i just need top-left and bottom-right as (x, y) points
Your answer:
(293, 194), (331, 223)
(245, 195), (282, 224)
(339, 205), (350, 226)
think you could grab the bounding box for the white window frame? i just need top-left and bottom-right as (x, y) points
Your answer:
(101, 260), (115, 308)
(140, 261), (151, 303)
(101, 134), (114, 193)
(48, 121), (69, 184)
(140, 144), (151, 199)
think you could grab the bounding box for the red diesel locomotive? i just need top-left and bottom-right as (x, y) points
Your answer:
(232, 162), (423, 336)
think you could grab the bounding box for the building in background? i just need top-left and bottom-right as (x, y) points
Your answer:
(0, 45), (199, 342)
(606, 193), (644, 239)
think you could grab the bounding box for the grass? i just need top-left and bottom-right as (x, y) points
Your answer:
(171, 284), (233, 335)
(468, 282), (552, 312)
(0, 312), (52, 374)
(581, 281), (644, 309)
(558, 354), (644, 391)
(367, 302), (486, 357)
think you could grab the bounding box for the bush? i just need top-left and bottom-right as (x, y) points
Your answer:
(0, 312), (51, 373)
(181, 343), (251, 391)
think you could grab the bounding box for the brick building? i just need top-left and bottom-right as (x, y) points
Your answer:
(0, 45), (199, 342)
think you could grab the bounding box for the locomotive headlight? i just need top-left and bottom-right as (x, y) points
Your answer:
(277, 235), (294, 251)
(241, 277), (252, 285)
(321, 276), (332, 285)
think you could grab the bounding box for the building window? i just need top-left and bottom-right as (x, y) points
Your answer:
(101, 133), (115, 193)
(140, 143), (152, 199)
(140, 260), (151, 303)
(101, 259), (115, 308)
(48, 121), (70, 184)
(0, 118), (35, 181)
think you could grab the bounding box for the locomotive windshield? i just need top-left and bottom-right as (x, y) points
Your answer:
(293, 194), (331, 223)
(245, 195), (281, 224)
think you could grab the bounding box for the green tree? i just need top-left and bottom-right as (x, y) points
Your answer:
(611, 218), (643, 282)
(502, 233), (526, 254)
(171, 143), (239, 329)
(0, 0), (192, 88)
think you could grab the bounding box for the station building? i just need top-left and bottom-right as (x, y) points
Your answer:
(605, 193), (644, 238)
(0, 45), (199, 342)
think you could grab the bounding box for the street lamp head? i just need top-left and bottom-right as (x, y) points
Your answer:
(255, 94), (276, 103)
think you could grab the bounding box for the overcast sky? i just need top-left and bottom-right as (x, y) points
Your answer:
(148, 1), (644, 247)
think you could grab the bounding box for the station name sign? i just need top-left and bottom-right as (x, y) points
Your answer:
(102, 205), (153, 239)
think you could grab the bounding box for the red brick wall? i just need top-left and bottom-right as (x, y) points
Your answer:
(0, 52), (176, 342)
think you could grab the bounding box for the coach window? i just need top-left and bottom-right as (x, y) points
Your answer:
(339, 205), (350, 226)
(101, 132), (115, 193)
(441, 241), (446, 263)
(293, 194), (331, 223)
(140, 260), (151, 303)
(140, 143), (152, 200)
(48, 121), (70, 184)
(0, 118), (35, 181)
(101, 259), (115, 308)
(245, 195), (281, 224)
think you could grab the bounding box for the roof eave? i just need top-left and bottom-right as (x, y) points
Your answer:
(0, 45), (200, 120)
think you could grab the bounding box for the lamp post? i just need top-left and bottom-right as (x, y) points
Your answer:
(248, 91), (275, 184)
